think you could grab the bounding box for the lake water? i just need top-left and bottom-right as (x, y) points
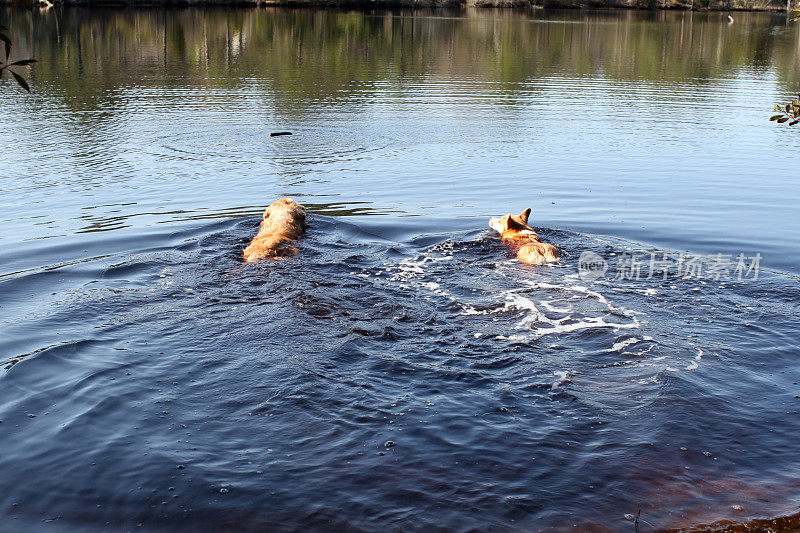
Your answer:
(1, 6), (800, 531)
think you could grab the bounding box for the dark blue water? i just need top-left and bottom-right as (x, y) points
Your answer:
(2, 7), (800, 531)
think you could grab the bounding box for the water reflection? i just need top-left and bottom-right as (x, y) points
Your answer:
(6, 8), (799, 99)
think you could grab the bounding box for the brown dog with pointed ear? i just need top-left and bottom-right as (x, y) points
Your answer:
(243, 198), (307, 262)
(489, 208), (560, 264)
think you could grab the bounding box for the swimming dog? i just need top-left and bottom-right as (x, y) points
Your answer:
(243, 198), (307, 262)
(489, 208), (560, 264)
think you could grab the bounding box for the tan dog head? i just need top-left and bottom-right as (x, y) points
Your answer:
(489, 208), (536, 238)
(261, 198), (307, 239)
(243, 198), (308, 262)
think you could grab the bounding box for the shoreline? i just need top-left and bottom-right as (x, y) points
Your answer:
(1, 0), (795, 12)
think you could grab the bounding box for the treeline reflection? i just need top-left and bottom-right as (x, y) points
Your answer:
(4, 7), (799, 105)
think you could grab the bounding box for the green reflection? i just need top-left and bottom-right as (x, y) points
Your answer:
(3, 6), (799, 110)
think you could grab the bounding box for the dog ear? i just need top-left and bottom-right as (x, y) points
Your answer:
(509, 208), (531, 228)
(505, 214), (529, 231)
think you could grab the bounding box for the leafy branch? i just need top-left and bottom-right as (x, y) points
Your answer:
(0, 23), (37, 92)
(770, 97), (800, 125)
(770, 11), (799, 124)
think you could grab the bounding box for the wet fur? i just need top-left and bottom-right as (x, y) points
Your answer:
(243, 198), (307, 262)
(489, 208), (560, 264)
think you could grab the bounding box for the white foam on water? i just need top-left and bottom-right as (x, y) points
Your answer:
(460, 306), (490, 315)
(551, 370), (573, 390)
(532, 316), (639, 338)
(621, 343), (657, 358)
(685, 348), (703, 370)
(381, 248), (714, 379)
(605, 337), (643, 353)
(393, 258), (425, 276)
(497, 281), (641, 340)
(388, 253), (454, 285)
(539, 299), (572, 314)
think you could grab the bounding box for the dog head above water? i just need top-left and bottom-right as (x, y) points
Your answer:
(489, 208), (537, 240)
(243, 198), (307, 262)
(261, 198), (307, 238)
(489, 207), (561, 264)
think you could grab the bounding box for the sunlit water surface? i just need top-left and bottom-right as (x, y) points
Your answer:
(1, 7), (800, 532)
